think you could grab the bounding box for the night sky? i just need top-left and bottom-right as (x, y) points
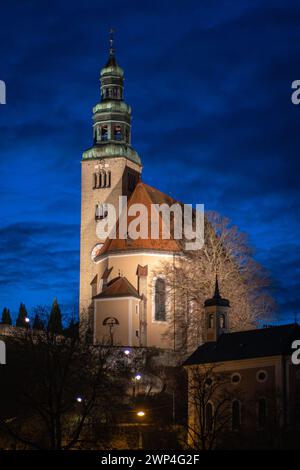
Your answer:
(0, 0), (299, 323)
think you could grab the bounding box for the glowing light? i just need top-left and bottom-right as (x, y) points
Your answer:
(135, 374), (142, 381)
(137, 411), (145, 417)
(76, 397), (82, 403)
(124, 349), (130, 356)
(25, 317), (30, 323)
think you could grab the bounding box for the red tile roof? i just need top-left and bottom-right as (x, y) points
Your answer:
(93, 276), (141, 299)
(95, 181), (183, 259)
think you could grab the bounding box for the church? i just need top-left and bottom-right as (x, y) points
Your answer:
(79, 37), (185, 350)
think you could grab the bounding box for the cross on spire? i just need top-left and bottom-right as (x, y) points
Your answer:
(109, 28), (115, 57)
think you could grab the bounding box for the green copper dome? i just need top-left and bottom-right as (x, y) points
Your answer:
(82, 143), (141, 166)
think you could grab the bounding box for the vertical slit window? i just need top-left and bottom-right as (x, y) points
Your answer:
(154, 278), (166, 321)
(258, 398), (266, 429)
(232, 400), (241, 430)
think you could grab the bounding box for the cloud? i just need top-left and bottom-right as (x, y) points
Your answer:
(0, 222), (79, 317)
(0, 0), (299, 322)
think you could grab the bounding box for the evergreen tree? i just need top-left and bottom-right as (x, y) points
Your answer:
(32, 314), (45, 331)
(48, 298), (63, 334)
(16, 303), (28, 327)
(1, 307), (12, 325)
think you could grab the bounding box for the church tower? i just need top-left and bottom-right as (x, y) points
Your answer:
(79, 32), (142, 319)
(203, 276), (230, 342)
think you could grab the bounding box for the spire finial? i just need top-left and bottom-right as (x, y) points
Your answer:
(214, 274), (220, 298)
(109, 28), (115, 57)
(204, 274), (230, 308)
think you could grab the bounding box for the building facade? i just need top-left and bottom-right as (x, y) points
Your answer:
(184, 279), (300, 448)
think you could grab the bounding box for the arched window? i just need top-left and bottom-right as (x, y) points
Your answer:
(208, 314), (214, 329)
(100, 171), (106, 188)
(232, 400), (241, 430)
(93, 173), (98, 189)
(114, 125), (122, 141)
(205, 402), (213, 432)
(219, 313), (226, 329)
(258, 398), (266, 428)
(93, 171), (111, 189)
(101, 126), (108, 141)
(154, 278), (166, 321)
(95, 203), (108, 220)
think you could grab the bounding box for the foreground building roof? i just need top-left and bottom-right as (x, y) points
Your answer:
(184, 323), (300, 365)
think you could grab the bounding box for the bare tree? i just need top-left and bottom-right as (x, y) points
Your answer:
(0, 311), (124, 450)
(186, 366), (234, 450)
(155, 211), (275, 353)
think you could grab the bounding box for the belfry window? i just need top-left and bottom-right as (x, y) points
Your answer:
(111, 87), (120, 99)
(114, 125), (122, 141)
(208, 314), (214, 329)
(219, 314), (226, 329)
(93, 173), (97, 189)
(154, 278), (166, 321)
(101, 126), (108, 141)
(93, 171), (111, 189)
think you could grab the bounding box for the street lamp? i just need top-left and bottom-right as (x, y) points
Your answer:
(76, 396), (83, 403)
(124, 349), (130, 356)
(25, 317), (30, 324)
(136, 410), (145, 449)
(132, 374), (142, 397)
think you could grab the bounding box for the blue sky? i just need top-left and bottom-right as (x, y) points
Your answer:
(0, 0), (299, 322)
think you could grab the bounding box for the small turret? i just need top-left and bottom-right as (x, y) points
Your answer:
(204, 276), (230, 342)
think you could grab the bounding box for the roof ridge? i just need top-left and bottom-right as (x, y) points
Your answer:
(93, 274), (140, 299)
(140, 181), (183, 205)
(222, 323), (298, 336)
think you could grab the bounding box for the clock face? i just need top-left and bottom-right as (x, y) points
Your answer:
(91, 243), (103, 261)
